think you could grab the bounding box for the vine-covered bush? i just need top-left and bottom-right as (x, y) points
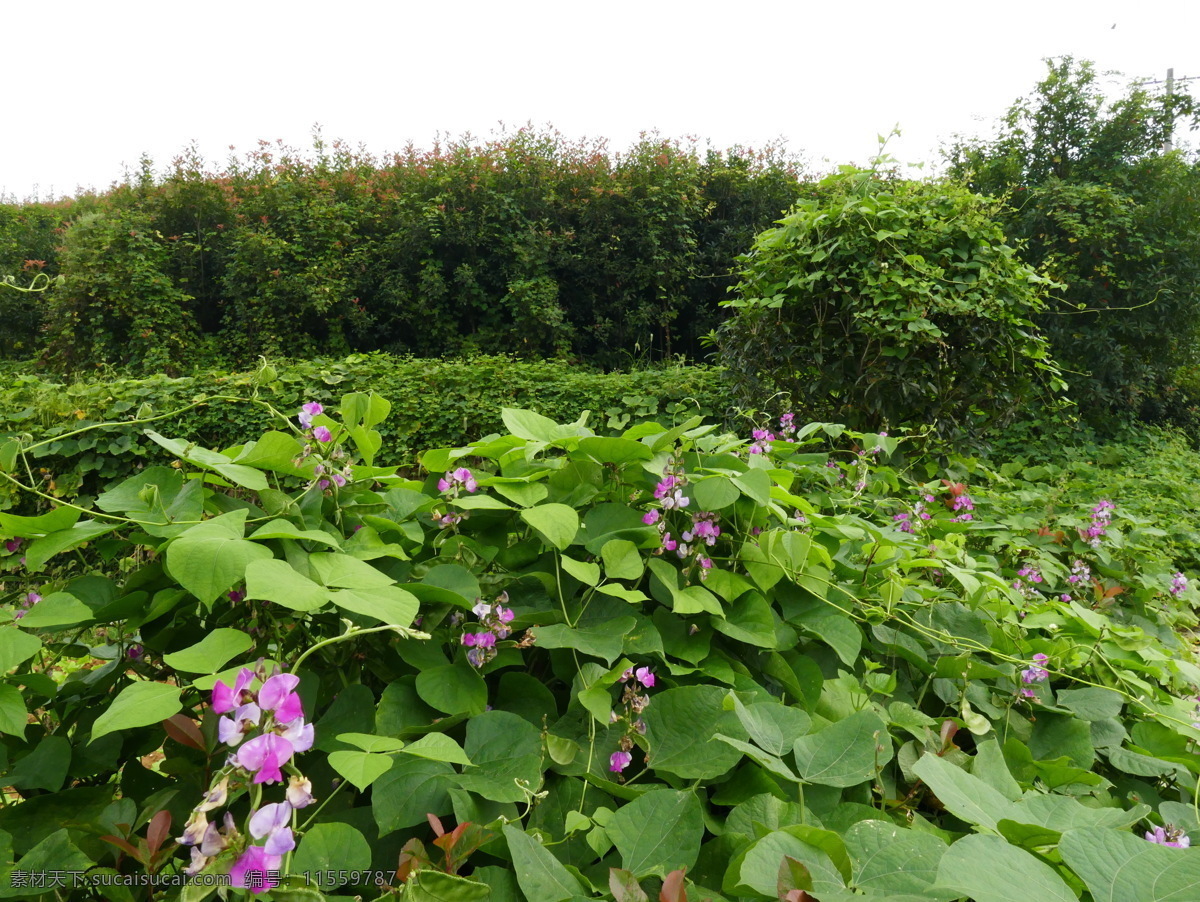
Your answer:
(715, 163), (1066, 440)
(0, 397), (1198, 900)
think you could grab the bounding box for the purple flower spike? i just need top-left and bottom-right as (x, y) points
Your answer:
(212, 668), (255, 714)
(235, 733), (294, 784)
(298, 402), (324, 429)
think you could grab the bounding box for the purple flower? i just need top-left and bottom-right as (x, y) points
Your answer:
(609, 750), (633, 773)
(258, 673), (303, 723)
(249, 801), (296, 856)
(4, 539), (21, 553)
(218, 702), (262, 747)
(177, 810), (208, 846)
(439, 467), (478, 494)
(1145, 825), (1190, 848)
(635, 666), (655, 688)
(1021, 654), (1050, 684)
(127, 644), (144, 661)
(212, 668), (255, 714)
(277, 716), (314, 753)
(1171, 572), (1188, 597)
(662, 533), (678, 552)
(23, 592), (41, 608)
(230, 845), (283, 893)
(298, 402), (324, 429)
(235, 733), (294, 784)
(642, 509), (661, 526)
(228, 589), (245, 604)
(313, 426), (333, 443)
(287, 775), (315, 809)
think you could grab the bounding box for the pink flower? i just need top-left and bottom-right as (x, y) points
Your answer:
(609, 750), (633, 773)
(313, 426), (333, 443)
(277, 716), (314, 753)
(286, 776), (315, 809)
(642, 509), (661, 526)
(212, 668), (255, 714)
(634, 666), (655, 688)
(1145, 825), (1190, 848)
(218, 702), (262, 746)
(249, 802), (296, 856)
(229, 845), (283, 893)
(258, 673), (303, 723)
(4, 539), (21, 553)
(235, 733), (294, 784)
(298, 402), (324, 429)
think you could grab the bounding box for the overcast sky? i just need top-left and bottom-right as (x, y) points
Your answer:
(3, 1), (1197, 201)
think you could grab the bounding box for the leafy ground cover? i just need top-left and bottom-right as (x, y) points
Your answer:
(0, 397), (1198, 901)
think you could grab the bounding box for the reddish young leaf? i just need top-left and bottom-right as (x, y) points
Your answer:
(660, 868), (688, 902)
(777, 855), (813, 900)
(162, 714), (206, 751)
(609, 868), (650, 902)
(427, 812), (445, 837)
(100, 835), (146, 865)
(146, 809), (172, 857)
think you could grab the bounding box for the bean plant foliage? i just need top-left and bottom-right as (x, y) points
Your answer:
(0, 395), (1198, 901)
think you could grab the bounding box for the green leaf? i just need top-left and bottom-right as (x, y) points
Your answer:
(534, 618), (635, 666)
(329, 585), (419, 626)
(560, 555), (601, 586)
(245, 559), (329, 612)
(455, 711), (543, 803)
(229, 431), (308, 474)
(502, 408), (587, 444)
(416, 662), (488, 716)
(503, 824), (586, 902)
(933, 834), (1076, 902)
(727, 694), (812, 756)
(601, 539), (644, 580)
(14, 592), (93, 630)
(310, 551), (395, 588)
(0, 628), (41, 674)
(0, 507), (79, 537)
(911, 753), (1015, 830)
(845, 819), (948, 897)
(373, 757), (456, 835)
(577, 436), (653, 463)
(290, 822), (372, 880)
(165, 511), (272, 604)
(608, 789), (703, 877)
(144, 429), (269, 489)
(0, 684), (26, 736)
(732, 469), (772, 504)
(328, 750), (393, 791)
(405, 870), (493, 902)
(249, 518), (342, 547)
(643, 686), (747, 779)
(692, 476), (741, 510)
(162, 628), (254, 673)
(521, 504), (580, 550)
(1061, 826), (1200, 901)
(729, 829), (845, 898)
(796, 608), (861, 666)
(25, 522), (119, 571)
(2, 829), (92, 899)
(336, 732), (406, 753)
(793, 710), (891, 787)
(91, 681), (182, 742)
(402, 733), (473, 767)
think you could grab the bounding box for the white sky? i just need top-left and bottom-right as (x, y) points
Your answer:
(3, 0), (1198, 201)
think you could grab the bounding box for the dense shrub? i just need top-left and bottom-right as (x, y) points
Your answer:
(0, 355), (733, 506)
(946, 57), (1200, 425)
(715, 163), (1065, 440)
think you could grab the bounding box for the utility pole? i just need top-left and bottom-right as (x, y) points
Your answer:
(1166, 68), (1175, 153)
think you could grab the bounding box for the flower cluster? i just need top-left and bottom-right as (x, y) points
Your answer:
(1145, 824), (1190, 848)
(894, 494), (934, 534)
(778, 413), (798, 441)
(941, 482), (975, 522)
(294, 402), (352, 493)
(12, 591), (41, 620)
(610, 666), (655, 778)
(1012, 566), (1044, 602)
(434, 467), (478, 529)
(652, 466), (689, 510)
(1067, 559), (1092, 585)
(1019, 653), (1050, 698)
(1170, 572), (1188, 597)
(461, 593), (514, 668)
(748, 428), (775, 455)
(179, 664), (316, 893)
(1083, 499), (1115, 548)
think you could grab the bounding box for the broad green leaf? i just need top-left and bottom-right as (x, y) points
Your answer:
(144, 429), (269, 489)
(729, 829), (845, 898)
(534, 618), (635, 666)
(0, 684), (26, 736)
(328, 750), (393, 791)
(452, 493), (515, 510)
(794, 710), (891, 787)
(0, 506), (79, 536)
(310, 552), (394, 588)
(162, 629), (254, 673)
(1061, 826), (1200, 901)
(14, 592), (93, 630)
(711, 591), (776, 647)
(245, 559), (329, 612)
(796, 608), (861, 666)
(601, 539), (644, 580)
(521, 504), (580, 550)
(577, 436), (653, 463)
(290, 822), (372, 880)
(229, 431), (308, 474)
(503, 824), (585, 902)
(25, 522), (119, 572)
(329, 585), (419, 626)
(402, 733), (473, 766)
(692, 476), (741, 510)
(0, 628), (41, 674)
(249, 518), (342, 547)
(502, 408), (588, 444)
(3, 830), (91, 898)
(845, 819), (948, 898)
(1055, 687), (1125, 721)
(560, 555), (601, 586)
(643, 686), (747, 779)
(911, 753), (1015, 830)
(727, 694), (812, 756)
(933, 834), (1075, 902)
(95, 466), (204, 527)
(337, 732), (406, 753)
(455, 711), (543, 803)
(7, 738), (69, 793)
(165, 511), (272, 604)
(732, 469), (772, 504)
(416, 663), (488, 716)
(608, 789), (703, 877)
(91, 682), (182, 742)
(713, 733), (798, 782)
(374, 757), (456, 835)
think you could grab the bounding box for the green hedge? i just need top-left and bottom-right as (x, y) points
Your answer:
(0, 354), (733, 505)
